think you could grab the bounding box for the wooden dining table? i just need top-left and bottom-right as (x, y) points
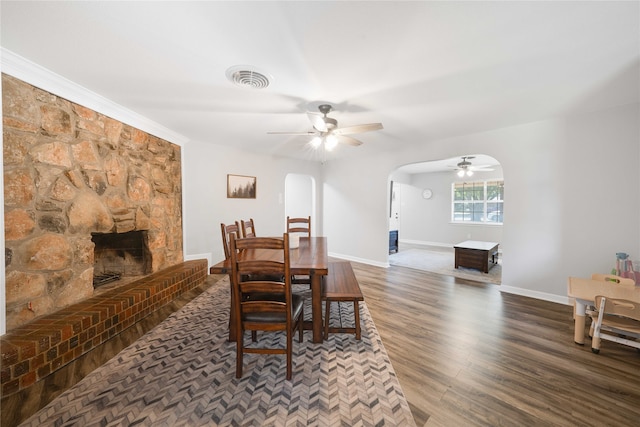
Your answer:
(209, 236), (329, 343)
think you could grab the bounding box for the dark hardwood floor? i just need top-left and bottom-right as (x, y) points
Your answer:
(352, 262), (640, 426)
(4, 263), (640, 426)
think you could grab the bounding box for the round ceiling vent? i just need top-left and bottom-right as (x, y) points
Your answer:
(225, 65), (272, 89)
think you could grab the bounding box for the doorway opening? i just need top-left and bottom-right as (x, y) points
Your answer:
(284, 174), (316, 235)
(388, 154), (503, 284)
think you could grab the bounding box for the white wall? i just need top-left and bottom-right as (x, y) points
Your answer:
(182, 140), (322, 267)
(560, 104), (640, 278)
(323, 103), (640, 304)
(323, 153), (397, 267)
(395, 168), (504, 247)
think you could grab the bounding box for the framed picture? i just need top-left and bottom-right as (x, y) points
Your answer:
(227, 174), (256, 199)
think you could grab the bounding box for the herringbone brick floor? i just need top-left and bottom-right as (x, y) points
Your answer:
(20, 277), (415, 426)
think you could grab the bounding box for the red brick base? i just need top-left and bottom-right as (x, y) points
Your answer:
(0, 260), (208, 398)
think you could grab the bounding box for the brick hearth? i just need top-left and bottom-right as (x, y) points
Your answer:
(0, 260), (208, 398)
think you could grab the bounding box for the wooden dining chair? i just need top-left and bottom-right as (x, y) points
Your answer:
(221, 221), (242, 260)
(220, 221), (244, 339)
(229, 233), (305, 380)
(286, 216), (312, 286)
(286, 216), (311, 237)
(241, 218), (256, 238)
(590, 295), (640, 354)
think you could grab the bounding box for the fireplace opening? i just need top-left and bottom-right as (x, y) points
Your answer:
(91, 230), (151, 288)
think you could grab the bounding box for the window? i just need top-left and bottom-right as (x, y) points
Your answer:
(452, 180), (504, 224)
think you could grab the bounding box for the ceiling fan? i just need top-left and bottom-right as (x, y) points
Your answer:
(267, 104), (383, 151)
(450, 156), (495, 177)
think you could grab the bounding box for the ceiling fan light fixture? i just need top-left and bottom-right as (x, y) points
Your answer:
(325, 135), (338, 151)
(323, 117), (338, 130)
(267, 103), (382, 158)
(455, 156), (478, 177)
(456, 168), (474, 177)
(225, 65), (272, 89)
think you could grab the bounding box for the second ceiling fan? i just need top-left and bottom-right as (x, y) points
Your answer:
(267, 104), (383, 150)
(451, 156), (495, 177)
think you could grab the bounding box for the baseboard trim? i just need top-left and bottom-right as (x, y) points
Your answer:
(399, 239), (452, 248)
(500, 285), (570, 306)
(328, 252), (389, 268)
(399, 239), (503, 254)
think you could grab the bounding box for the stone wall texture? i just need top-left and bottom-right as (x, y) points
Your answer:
(3, 73), (184, 331)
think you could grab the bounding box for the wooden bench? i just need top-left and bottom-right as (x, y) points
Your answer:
(323, 261), (364, 340)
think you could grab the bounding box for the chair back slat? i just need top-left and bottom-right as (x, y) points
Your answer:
(595, 296), (640, 322)
(286, 216), (311, 238)
(242, 301), (287, 314)
(241, 218), (256, 238)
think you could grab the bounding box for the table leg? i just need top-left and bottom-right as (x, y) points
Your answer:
(574, 300), (586, 345)
(311, 272), (323, 343)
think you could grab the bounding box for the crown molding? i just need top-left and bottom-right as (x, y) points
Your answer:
(1, 48), (189, 146)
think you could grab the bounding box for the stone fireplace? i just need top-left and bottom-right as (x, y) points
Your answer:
(3, 74), (184, 331)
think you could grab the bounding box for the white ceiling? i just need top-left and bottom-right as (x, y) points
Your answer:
(1, 1), (638, 169)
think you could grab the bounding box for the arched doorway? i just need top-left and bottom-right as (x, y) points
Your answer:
(388, 154), (503, 284)
(284, 173), (316, 235)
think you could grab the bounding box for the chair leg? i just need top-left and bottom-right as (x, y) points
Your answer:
(591, 298), (605, 354)
(298, 307), (304, 343)
(354, 301), (361, 340)
(286, 327), (293, 380)
(324, 300), (331, 339)
(236, 330), (243, 378)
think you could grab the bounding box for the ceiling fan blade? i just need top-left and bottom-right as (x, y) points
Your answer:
(333, 123), (383, 136)
(336, 135), (363, 146)
(307, 112), (328, 132)
(267, 131), (317, 135)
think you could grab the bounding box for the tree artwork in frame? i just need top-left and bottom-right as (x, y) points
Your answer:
(227, 174), (256, 199)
